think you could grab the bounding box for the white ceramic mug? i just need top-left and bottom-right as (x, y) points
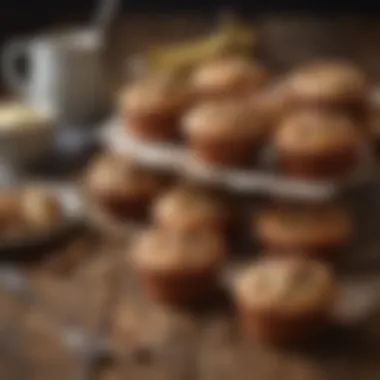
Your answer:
(1, 29), (112, 122)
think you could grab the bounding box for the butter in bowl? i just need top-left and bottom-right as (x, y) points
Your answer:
(0, 101), (54, 167)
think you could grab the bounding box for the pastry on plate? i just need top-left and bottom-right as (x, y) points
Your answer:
(86, 154), (164, 220)
(119, 75), (191, 140)
(182, 100), (266, 166)
(254, 203), (353, 260)
(131, 228), (226, 305)
(21, 188), (63, 233)
(233, 257), (336, 344)
(191, 57), (269, 100)
(274, 109), (361, 178)
(152, 186), (230, 233)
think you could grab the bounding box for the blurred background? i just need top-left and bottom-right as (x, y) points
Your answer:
(1, 2), (380, 90)
(2, 2), (380, 380)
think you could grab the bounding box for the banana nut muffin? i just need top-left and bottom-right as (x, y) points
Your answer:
(234, 257), (336, 344)
(285, 61), (370, 122)
(131, 228), (226, 305)
(86, 153), (164, 220)
(274, 109), (362, 178)
(254, 203), (353, 260)
(119, 75), (191, 140)
(152, 186), (230, 233)
(183, 100), (267, 166)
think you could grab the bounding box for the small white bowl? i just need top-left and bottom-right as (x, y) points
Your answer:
(0, 102), (54, 167)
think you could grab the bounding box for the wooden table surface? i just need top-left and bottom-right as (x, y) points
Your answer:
(2, 204), (380, 380)
(2, 14), (380, 380)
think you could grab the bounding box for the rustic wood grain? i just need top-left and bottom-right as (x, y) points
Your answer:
(2, 219), (380, 380)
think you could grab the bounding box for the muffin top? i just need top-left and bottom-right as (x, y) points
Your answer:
(274, 109), (360, 153)
(120, 75), (190, 114)
(21, 188), (62, 231)
(86, 154), (162, 199)
(235, 258), (335, 313)
(153, 187), (227, 232)
(256, 204), (352, 247)
(286, 62), (369, 105)
(191, 57), (269, 95)
(131, 228), (226, 271)
(183, 100), (266, 140)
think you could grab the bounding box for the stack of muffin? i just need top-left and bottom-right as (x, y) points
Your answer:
(85, 56), (376, 345)
(117, 58), (370, 176)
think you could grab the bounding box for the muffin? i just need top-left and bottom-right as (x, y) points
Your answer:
(254, 204), (353, 260)
(152, 187), (230, 233)
(183, 100), (266, 166)
(119, 75), (191, 140)
(234, 258), (336, 344)
(86, 154), (164, 220)
(131, 228), (226, 305)
(285, 62), (369, 122)
(274, 109), (361, 178)
(21, 188), (62, 233)
(191, 57), (269, 100)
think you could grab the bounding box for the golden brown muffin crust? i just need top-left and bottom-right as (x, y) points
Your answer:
(274, 109), (360, 153)
(183, 100), (266, 141)
(256, 204), (352, 247)
(120, 75), (190, 115)
(131, 229), (226, 271)
(286, 62), (369, 104)
(86, 154), (162, 199)
(191, 57), (269, 94)
(235, 258), (335, 314)
(153, 187), (227, 231)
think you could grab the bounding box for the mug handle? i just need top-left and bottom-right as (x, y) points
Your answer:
(1, 39), (30, 95)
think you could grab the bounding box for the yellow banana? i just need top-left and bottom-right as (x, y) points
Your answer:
(144, 17), (256, 75)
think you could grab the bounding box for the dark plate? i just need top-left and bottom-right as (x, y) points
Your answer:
(0, 183), (86, 262)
